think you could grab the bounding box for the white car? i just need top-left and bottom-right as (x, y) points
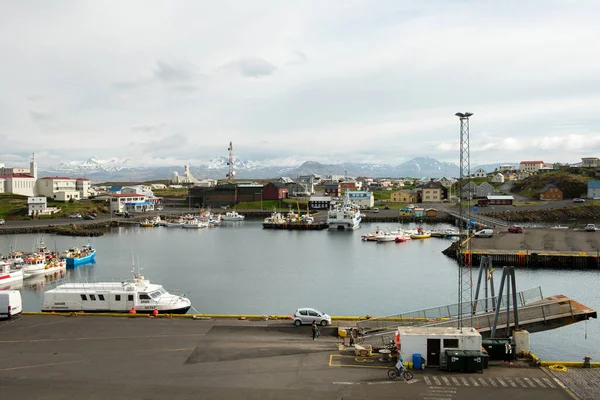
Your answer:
(69, 213), (82, 219)
(585, 224), (597, 232)
(293, 308), (332, 326)
(0, 218), (5, 225)
(156, 206), (164, 211)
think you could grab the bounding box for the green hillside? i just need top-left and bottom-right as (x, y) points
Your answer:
(512, 171), (591, 199)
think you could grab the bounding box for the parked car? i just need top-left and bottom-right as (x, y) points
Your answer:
(573, 198), (586, 203)
(373, 208), (379, 213)
(292, 308), (331, 326)
(69, 213), (82, 219)
(585, 224), (597, 232)
(0, 218), (5, 225)
(123, 211), (133, 218)
(508, 225), (524, 233)
(384, 205), (390, 210)
(89, 212), (98, 217)
(474, 229), (494, 238)
(83, 215), (95, 220)
(156, 205), (164, 211)
(0, 290), (22, 319)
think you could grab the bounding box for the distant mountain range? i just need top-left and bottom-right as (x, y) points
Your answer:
(38, 156), (519, 183)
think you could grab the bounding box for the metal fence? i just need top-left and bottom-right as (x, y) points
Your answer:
(357, 286), (543, 333)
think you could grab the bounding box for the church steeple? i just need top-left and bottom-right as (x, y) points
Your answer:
(30, 152), (38, 179)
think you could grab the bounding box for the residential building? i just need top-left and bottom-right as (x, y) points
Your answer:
(519, 161), (544, 173)
(278, 177), (294, 184)
(497, 164), (516, 172)
(107, 186), (122, 194)
(492, 173), (505, 184)
(422, 180), (445, 203)
(502, 171), (515, 181)
(475, 182), (495, 198)
(516, 171), (531, 181)
(461, 181), (478, 199)
(76, 178), (91, 199)
(308, 196), (332, 210)
(36, 177), (80, 201)
(425, 208), (438, 217)
(587, 181), (600, 199)
(29, 197), (47, 216)
(324, 183), (341, 197)
(109, 194), (154, 213)
(339, 181), (357, 193)
(581, 157), (600, 168)
(347, 190), (374, 209)
(391, 189), (418, 204)
(262, 182), (289, 200)
(540, 184), (563, 201)
(473, 168), (487, 178)
(436, 177), (456, 187)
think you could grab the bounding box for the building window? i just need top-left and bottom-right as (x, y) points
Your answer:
(81, 294), (87, 301)
(128, 294), (134, 301)
(89, 294), (96, 301)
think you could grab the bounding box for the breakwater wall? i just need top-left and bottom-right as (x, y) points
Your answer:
(0, 222), (117, 237)
(443, 241), (600, 269)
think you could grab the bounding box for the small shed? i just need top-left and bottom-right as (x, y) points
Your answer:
(540, 184), (563, 201)
(398, 208), (411, 216)
(425, 208), (437, 217)
(413, 207), (425, 217)
(397, 327), (482, 368)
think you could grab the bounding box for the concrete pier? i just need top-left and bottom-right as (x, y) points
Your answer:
(0, 315), (580, 399)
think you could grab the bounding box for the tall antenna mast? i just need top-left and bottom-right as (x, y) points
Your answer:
(455, 112), (473, 330)
(226, 141), (235, 181)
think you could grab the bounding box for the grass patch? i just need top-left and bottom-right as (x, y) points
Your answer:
(0, 194), (28, 218)
(512, 171), (591, 199)
(153, 188), (189, 197)
(373, 191), (392, 201)
(513, 201), (543, 207)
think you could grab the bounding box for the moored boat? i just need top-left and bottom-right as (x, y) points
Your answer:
(0, 261), (23, 285)
(63, 243), (96, 267)
(327, 194), (362, 231)
(41, 271), (192, 314)
(221, 211), (245, 221)
(410, 226), (432, 240)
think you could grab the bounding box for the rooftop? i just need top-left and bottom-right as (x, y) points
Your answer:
(520, 160), (544, 164)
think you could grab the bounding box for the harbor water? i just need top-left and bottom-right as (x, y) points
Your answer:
(1, 221), (598, 362)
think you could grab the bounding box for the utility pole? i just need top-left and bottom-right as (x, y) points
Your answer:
(455, 112), (473, 330)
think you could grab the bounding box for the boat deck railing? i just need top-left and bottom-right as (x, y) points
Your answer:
(356, 286), (543, 333)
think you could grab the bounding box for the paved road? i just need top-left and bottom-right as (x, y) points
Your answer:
(0, 316), (575, 400)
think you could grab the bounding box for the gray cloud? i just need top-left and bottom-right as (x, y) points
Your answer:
(29, 110), (53, 123)
(154, 61), (196, 83)
(221, 57), (277, 78)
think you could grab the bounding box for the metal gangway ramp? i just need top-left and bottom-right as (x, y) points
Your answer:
(356, 287), (597, 349)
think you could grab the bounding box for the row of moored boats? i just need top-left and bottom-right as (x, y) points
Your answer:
(140, 211), (245, 229)
(361, 226), (460, 242)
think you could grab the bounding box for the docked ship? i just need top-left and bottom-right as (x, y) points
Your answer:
(327, 195), (362, 231)
(21, 253), (66, 277)
(221, 211), (245, 221)
(63, 243), (96, 267)
(0, 261), (23, 285)
(41, 271), (192, 314)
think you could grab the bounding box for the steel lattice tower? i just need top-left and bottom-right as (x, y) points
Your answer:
(455, 112), (473, 330)
(226, 141), (235, 180)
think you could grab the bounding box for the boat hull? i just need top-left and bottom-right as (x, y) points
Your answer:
(66, 250), (96, 267)
(41, 305), (192, 314)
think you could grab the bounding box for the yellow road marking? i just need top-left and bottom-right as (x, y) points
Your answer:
(0, 347), (195, 371)
(0, 333), (204, 344)
(329, 354), (390, 369)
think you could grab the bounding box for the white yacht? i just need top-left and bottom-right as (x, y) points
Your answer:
(42, 271), (192, 314)
(221, 211), (245, 221)
(327, 195), (362, 231)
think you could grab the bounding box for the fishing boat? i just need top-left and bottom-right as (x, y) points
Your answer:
(165, 219), (184, 228)
(2, 247), (24, 265)
(410, 226), (432, 239)
(0, 261), (23, 285)
(181, 219), (209, 229)
(41, 270), (192, 314)
(327, 194), (362, 231)
(63, 243), (96, 267)
(221, 211), (245, 221)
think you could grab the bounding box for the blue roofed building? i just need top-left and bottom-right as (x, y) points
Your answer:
(588, 181), (600, 199)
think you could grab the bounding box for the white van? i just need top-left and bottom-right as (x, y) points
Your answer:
(0, 290), (22, 319)
(474, 229), (494, 238)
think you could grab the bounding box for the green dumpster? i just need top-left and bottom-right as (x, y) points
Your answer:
(463, 350), (484, 373)
(482, 339), (511, 360)
(445, 350), (466, 372)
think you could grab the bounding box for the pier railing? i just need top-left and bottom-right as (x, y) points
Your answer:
(356, 286), (543, 333)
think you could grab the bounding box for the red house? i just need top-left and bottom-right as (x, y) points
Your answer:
(262, 182), (289, 200)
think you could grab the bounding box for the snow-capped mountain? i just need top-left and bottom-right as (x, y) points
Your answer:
(38, 156), (472, 182)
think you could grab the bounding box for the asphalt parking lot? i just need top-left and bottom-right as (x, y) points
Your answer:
(0, 316), (575, 400)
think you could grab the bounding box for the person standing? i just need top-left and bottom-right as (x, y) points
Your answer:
(503, 342), (513, 365)
(312, 321), (318, 341)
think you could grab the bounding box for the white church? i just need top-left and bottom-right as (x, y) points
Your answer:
(0, 155), (38, 197)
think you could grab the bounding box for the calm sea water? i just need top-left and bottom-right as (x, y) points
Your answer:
(1, 221), (598, 362)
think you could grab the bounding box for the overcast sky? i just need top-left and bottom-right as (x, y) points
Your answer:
(1, 0), (600, 168)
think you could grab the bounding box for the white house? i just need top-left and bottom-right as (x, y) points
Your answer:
(519, 160), (544, 173)
(37, 177), (81, 202)
(492, 173), (505, 184)
(581, 157), (599, 168)
(473, 168), (487, 178)
(516, 171), (531, 180)
(27, 197), (61, 216)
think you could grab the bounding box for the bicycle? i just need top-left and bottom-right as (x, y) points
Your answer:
(387, 364), (414, 381)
